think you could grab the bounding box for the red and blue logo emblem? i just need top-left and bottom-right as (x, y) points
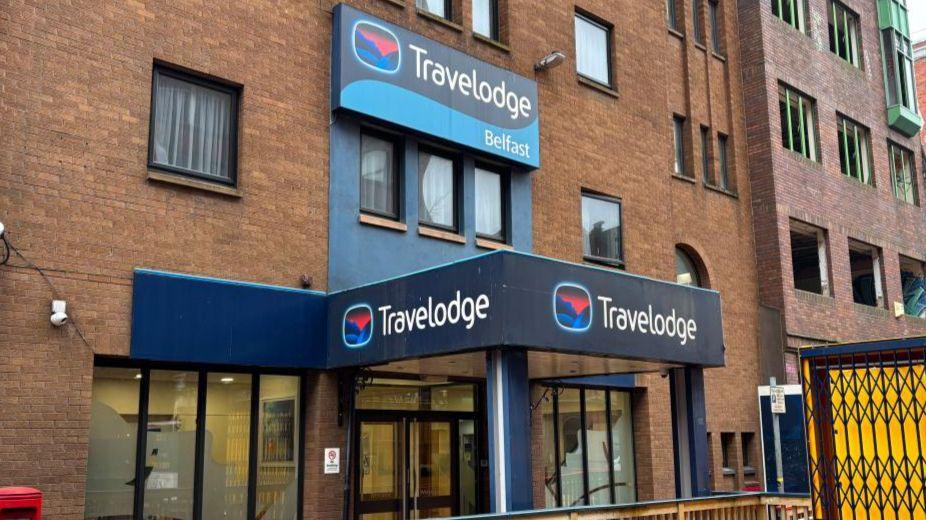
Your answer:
(353, 21), (401, 73)
(554, 283), (592, 332)
(343, 304), (374, 348)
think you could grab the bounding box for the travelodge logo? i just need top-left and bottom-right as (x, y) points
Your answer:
(353, 21), (401, 73)
(553, 283), (592, 332)
(343, 304), (374, 348)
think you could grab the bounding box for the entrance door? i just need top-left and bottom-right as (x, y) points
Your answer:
(356, 417), (470, 520)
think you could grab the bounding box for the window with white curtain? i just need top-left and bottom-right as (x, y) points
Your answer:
(419, 150), (457, 230)
(149, 65), (238, 184)
(361, 132), (398, 218)
(575, 12), (611, 86)
(473, 0), (499, 40)
(475, 166), (504, 241)
(417, 0), (450, 20)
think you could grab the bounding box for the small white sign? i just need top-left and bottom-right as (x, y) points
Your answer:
(770, 386), (786, 414)
(324, 447), (341, 474)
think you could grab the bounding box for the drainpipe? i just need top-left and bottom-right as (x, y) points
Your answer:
(341, 371), (357, 520)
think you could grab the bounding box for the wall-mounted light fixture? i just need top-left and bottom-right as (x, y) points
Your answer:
(534, 51), (566, 72)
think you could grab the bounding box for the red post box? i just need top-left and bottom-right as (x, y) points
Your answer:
(0, 487), (41, 520)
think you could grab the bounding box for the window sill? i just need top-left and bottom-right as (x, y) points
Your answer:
(712, 51), (727, 62)
(743, 466), (756, 476)
(840, 174), (875, 190)
(416, 8), (463, 32)
(578, 76), (619, 98)
(671, 173), (697, 184)
(668, 28), (685, 40)
(782, 149), (820, 168)
(584, 256), (625, 269)
(418, 225), (466, 244)
(473, 33), (510, 53)
(359, 213), (408, 232)
(852, 302), (890, 317)
(378, 0), (406, 7)
(147, 170), (242, 198)
(476, 238), (512, 251)
(794, 289), (835, 306)
(704, 183), (738, 199)
(722, 468), (736, 476)
(693, 42), (708, 52)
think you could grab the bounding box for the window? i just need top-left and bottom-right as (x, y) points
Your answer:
(85, 365), (303, 520)
(419, 149), (459, 231)
(849, 239), (884, 308)
(881, 27), (917, 113)
(741, 432), (756, 474)
(417, 0), (451, 20)
(717, 133), (730, 190)
(667, 0), (680, 31)
(890, 142), (917, 204)
(582, 193), (622, 265)
(779, 85), (817, 161)
(676, 247), (705, 287)
(472, 0), (499, 40)
(700, 125), (712, 183)
(900, 255), (926, 318)
(673, 115), (687, 177)
(475, 166), (506, 242)
(771, 0), (807, 33)
(361, 132), (399, 218)
(541, 386), (636, 507)
(720, 432), (735, 474)
(149, 64), (239, 185)
(693, 0), (705, 44)
(837, 115), (872, 185)
(790, 220), (830, 295)
(575, 12), (612, 86)
(829, 1), (861, 67)
(708, 0), (722, 53)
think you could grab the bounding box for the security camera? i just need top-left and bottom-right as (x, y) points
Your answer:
(50, 300), (68, 327)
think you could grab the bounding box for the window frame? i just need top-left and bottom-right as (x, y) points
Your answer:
(472, 0), (500, 41)
(882, 28), (918, 113)
(541, 384), (637, 508)
(147, 62), (241, 187)
(418, 144), (463, 233)
(692, 0), (705, 45)
(417, 0), (453, 21)
(889, 141), (917, 204)
(673, 115), (688, 177)
(899, 254), (926, 318)
(667, 0), (681, 32)
(700, 125), (712, 183)
(771, 0), (807, 34)
(828, 0), (861, 67)
(789, 219), (831, 296)
(581, 191), (624, 267)
(359, 128), (404, 220)
(574, 10), (614, 88)
(848, 239), (886, 308)
(717, 133), (730, 190)
(708, 0), (723, 54)
(474, 162), (509, 243)
(778, 84), (818, 161)
(90, 357), (305, 520)
(836, 114), (872, 185)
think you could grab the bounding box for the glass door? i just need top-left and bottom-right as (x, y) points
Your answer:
(358, 420), (405, 520)
(408, 420), (455, 519)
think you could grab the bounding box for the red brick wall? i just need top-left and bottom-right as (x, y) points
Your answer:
(0, 0), (765, 517)
(916, 42), (926, 150)
(738, 0), (926, 355)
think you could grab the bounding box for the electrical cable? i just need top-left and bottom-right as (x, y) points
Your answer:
(4, 237), (93, 349)
(0, 235), (9, 266)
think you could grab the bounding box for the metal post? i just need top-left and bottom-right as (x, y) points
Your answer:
(770, 377), (785, 494)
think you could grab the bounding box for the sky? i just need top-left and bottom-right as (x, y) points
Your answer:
(912, 1), (926, 43)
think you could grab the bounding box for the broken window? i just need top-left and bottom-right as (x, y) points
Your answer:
(829, 1), (861, 67)
(890, 142), (917, 204)
(779, 85), (817, 161)
(790, 221), (830, 295)
(837, 115), (871, 184)
(848, 239), (884, 307)
(900, 255), (926, 318)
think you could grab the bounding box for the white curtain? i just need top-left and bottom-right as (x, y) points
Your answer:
(575, 16), (609, 84)
(416, 0), (446, 17)
(475, 168), (502, 238)
(361, 135), (395, 214)
(153, 74), (231, 179)
(472, 0), (493, 37)
(419, 153), (454, 227)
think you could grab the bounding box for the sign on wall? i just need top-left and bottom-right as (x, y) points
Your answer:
(331, 4), (541, 168)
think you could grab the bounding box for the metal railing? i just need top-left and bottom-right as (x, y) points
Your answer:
(443, 493), (813, 520)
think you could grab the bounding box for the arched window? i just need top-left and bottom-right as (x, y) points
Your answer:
(675, 246), (707, 288)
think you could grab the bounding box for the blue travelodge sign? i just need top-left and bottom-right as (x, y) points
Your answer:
(331, 3), (541, 168)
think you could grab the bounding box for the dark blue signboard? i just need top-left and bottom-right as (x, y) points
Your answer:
(759, 387), (810, 494)
(331, 3), (540, 168)
(327, 251), (725, 368)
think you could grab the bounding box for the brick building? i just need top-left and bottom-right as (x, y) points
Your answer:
(1, 0), (780, 519)
(738, 0), (926, 383)
(917, 37), (926, 149)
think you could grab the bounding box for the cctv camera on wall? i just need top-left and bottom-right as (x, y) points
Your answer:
(50, 300), (68, 327)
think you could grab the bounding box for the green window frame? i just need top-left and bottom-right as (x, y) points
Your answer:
(877, 0), (922, 136)
(889, 142), (916, 204)
(837, 115), (872, 185)
(778, 85), (817, 161)
(829, 1), (861, 67)
(771, 0), (806, 33)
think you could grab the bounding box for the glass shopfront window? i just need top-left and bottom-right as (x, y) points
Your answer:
(83, 363), (303, 520)
(542, 385), (636, 508)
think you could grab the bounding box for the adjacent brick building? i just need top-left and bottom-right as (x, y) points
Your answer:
(738, 0), (926, 383)
(917, 38), (926, 149)
(0, 0), (860, 518)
